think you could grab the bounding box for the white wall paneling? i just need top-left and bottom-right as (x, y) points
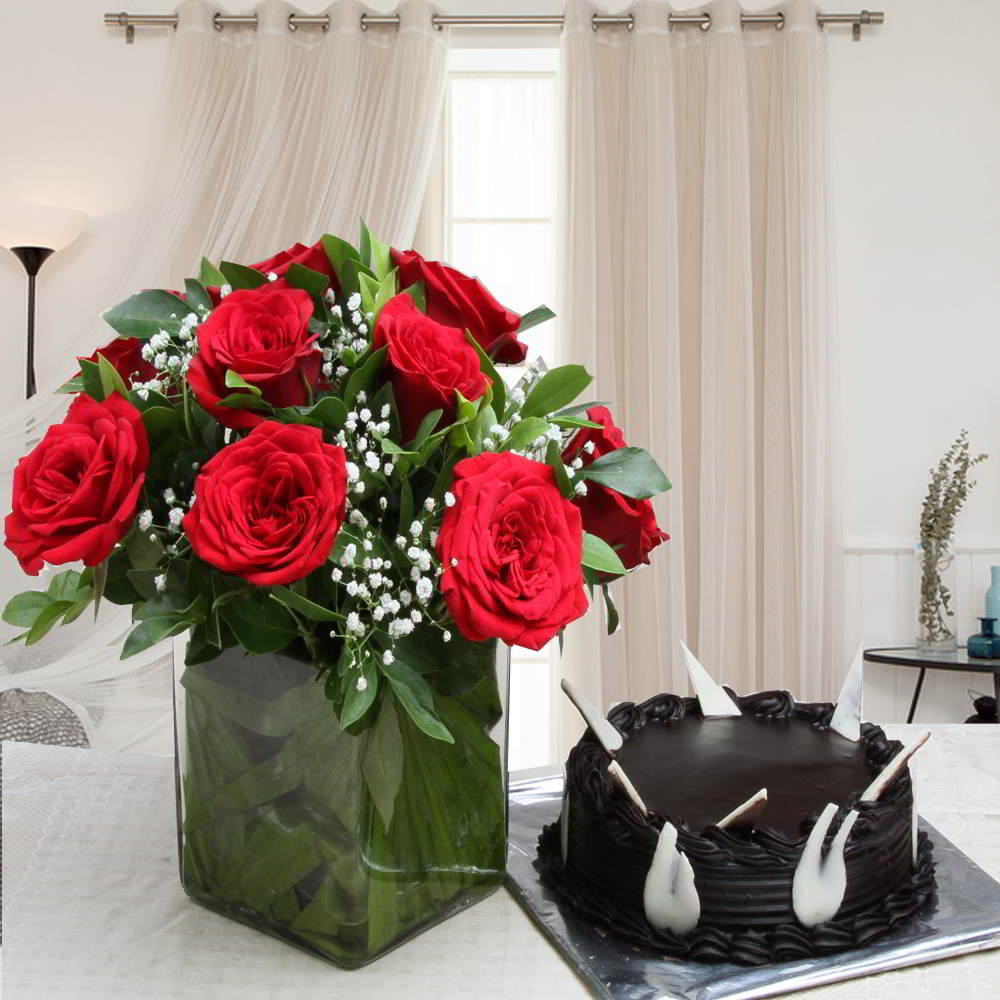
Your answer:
(844, 545), (1000, 724)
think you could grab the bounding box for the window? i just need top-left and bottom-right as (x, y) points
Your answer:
(418, 47), (559, 772)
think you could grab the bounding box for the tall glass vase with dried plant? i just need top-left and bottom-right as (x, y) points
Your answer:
(916, 430), (987, 654)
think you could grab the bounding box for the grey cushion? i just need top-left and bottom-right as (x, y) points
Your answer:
(0, 688), (90, 748)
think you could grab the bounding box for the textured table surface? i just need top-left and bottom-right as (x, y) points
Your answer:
(3, 725), (1000, 1000)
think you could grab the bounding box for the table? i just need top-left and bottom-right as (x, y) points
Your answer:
(864, 646), (1000, 723)
(4, 727), (1000, 1000)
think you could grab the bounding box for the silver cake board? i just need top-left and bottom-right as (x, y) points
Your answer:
(506, 774), (1000, 1000)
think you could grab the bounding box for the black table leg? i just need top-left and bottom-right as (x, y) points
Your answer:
(906, 667), (926, 724)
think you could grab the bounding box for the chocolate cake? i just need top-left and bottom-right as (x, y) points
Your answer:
(536, 654), (936, 966)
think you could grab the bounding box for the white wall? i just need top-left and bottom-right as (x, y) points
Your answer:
(1, 0), (998, 721)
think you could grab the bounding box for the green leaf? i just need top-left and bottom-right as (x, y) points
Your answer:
(517, 304), (556, 333)
(3, 591), (54, 628)
(521, 364), (593, 419)
(398, 479), (414, 538)
(121, 617), (188, 659)
(198, 257), (226, 287)
(141, 405), (182, 443)
(380, 439), (418, 458)
(400, 280), (425, 313)
(463, 331), (506, 422)
(601, 583), (620, 635)
(55, 374), (84, 394)
(78, 359), (105, 401)
(554, 400), (609, 419)
(382, 661), (454, 743)
(581, 446), (671, 500)
(284, 262), (330, 301)
(61, 589), (95, 626)
(216, 392), (273, 412)
(545, 439), (574, 498)
(321, 234), (361, 295)
(125, 528), (166, 570)
(552, 415), (602, 430)
(340, 658), (378, 729)
(184, 278), (214, 314)
(344, 346), (387, 407)
(373, 272), (397, 318)
(25, 600), (74, 645)
(503, 417), (552, 452)
(220, 591), (297, 655)
(92, 557), (109, 621)
(219, 261), (268, 291)
(358, 271), (380, 316)
(270, 587), (342, 623)
(361, 694), (404, 828)
(46, 570), (83, 602)
(96, 353), (130, 399)
(582, 532), (626, 577)
(412, 408), (443, 447)
(102, 289), (189, 340)
(224, 369), (262, 396)
(275, 395), (347, 431)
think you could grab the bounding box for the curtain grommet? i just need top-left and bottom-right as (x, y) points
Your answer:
(776, 11), (785, 30)
(212, 11), (223, 31)
(699, 12), (711, 31)
(287, 12), (298, 32)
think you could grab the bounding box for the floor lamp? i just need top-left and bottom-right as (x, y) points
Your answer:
(0, 204), (86, 398)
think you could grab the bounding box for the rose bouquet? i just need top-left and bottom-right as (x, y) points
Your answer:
(3, 223), (670, 966)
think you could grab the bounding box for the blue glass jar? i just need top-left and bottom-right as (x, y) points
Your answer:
(967, 617), (1000, 659)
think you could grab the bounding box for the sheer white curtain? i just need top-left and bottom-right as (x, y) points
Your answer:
(0, 0), (446, 752)
(557, 0), (842, 755)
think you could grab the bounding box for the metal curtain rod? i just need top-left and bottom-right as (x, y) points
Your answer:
(104, 9), (885, 43)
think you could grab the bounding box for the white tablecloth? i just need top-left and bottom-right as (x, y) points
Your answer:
(3, 725), (1000, 1000)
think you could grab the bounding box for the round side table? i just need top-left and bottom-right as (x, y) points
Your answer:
(863, 646), (1000, 723)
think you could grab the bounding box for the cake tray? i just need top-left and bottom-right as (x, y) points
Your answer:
(506, 774), (1000, 1000)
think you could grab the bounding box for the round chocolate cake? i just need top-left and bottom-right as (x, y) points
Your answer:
(536, 689), (936, 965)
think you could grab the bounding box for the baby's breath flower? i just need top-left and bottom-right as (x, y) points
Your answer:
(154, 574), (167, 593)
(382, 650), (394, 665)
(137, 509), (153, 532)
(444, 492), (456, 507)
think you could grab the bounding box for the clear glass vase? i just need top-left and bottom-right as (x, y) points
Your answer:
(173, 637), (509, 968)
(915, 538), (958, 654)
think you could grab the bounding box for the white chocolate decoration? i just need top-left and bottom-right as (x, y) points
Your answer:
(560, 678), (624, 753)
(643, 821), (701, 935)
(860, 730), (931, 802)
(609, 760), (649, 816)
(560, 766), (571, 866)
(679, 640), (741, 717)
(792, 803), (860, 927)
(830, 644), (865, 742)
(717, 788), (768, 830)
(911, 790), (919, 866)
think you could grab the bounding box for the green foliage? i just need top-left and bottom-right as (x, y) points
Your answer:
(582, 532), (627, 577)
(102, 290), (189, 340)
(580, 446), (671, 499)
(520, 364), (593, 419)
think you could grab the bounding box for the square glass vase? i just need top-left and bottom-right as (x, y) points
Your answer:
(172, 637), (510, 968)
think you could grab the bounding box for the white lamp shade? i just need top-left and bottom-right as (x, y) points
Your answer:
(0, 203), (87, 252)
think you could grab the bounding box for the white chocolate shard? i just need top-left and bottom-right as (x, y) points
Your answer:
(680, 640), (741, 717)
(560, 678), (624, 753)
(643, 820), (701, 936)
(560, 766), (571, 866)
(717, 788), (768, 830)
(860, 730), (931, 802)
(609, 760), (649, 816)
(792, 803), (860, 927)
(911, 791), (919, 866)
(830, 644), (865, 742)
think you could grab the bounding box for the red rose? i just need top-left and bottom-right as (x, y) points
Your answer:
(187, 284), (321, 430)
(252, 239), (338, 290)
(562, 406), (668, 569)
(391, 249), (526, 364)
(184, 421), (347, 586)
(80, 337), (158, 386)
(437, 452), (588, 650)
(374, 293), (491, 442)
(5, 394), (149, 575)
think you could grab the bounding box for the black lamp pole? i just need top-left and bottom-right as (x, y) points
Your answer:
(11, 245), (55, 399)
